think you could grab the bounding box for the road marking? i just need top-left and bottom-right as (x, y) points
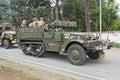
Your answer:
(0, 54), (106, 80)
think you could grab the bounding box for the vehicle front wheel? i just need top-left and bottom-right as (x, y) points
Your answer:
(2, 39), (10, 49)
(67, 44), (86, 65)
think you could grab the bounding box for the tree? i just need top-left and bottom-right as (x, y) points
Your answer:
(0, 0), (11, 22)
(55, 0), (59, 20)
(102, 0), (119, 31)
(61, 0), (91, 32)
(8, 0), (50, 27)
(83, 0), (91, 32)
(73, 0), (85, 31)
(61, 0), (74, 20)
(89, 0), (99, 32)
(51, 0), (64, 20)
(1, 0), (119, 31)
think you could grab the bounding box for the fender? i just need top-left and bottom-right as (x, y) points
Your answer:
(60, 39), (84, 53)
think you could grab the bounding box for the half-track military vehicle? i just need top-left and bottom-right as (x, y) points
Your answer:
(0, 22), (16, 49)
(16, 20), (109, 65)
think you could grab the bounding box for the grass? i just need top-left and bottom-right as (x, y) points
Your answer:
(0, 65), (22, 73)
(0, 57), (79, 80)
(113, 43), (120, 48)
(0, 58), (6, 61)
(0, 65), (39, 80)
(0, 57), (40, 80)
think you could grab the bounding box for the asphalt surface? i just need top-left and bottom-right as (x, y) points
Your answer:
(0, 46), (120, 80)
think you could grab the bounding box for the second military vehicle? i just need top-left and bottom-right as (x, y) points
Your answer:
(0, 22), (16, 49)
(16, 20), (109, 65)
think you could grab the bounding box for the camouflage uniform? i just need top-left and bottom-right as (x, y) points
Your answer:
(29, 18), (38, 27)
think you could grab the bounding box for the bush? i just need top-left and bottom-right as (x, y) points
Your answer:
(113, 43), (120, 48)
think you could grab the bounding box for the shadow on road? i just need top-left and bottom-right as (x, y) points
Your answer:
(44, 52), (68, 62)
(0, 44), (18, 49)
(43, 52), (104, 66)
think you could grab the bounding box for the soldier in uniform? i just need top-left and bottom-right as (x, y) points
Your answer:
(37, 17), (48, 31)
(21, 19), (27, 28)
(29, 17), (48, 31)
(29, 18), (38, 27)
(37, 17), (45, 27)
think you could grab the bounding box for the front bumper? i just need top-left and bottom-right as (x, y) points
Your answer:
(93, 45), (108, 50)
(11, 39), (17, 44)
(83, 40), (109, 50)
(86, 45), (108, 50)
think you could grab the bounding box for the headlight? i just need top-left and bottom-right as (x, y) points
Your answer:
(69, 35), (77, 39)
(69, 35), (80, 39)
(9, 35), (13, 40)
(95, 46), (103, 50)
(77, 36), (80, 39)
(95, 45), (108, 50)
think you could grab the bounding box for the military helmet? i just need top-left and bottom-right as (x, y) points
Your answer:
(33, 17), (38, 21)
(40, 17), (43, 20)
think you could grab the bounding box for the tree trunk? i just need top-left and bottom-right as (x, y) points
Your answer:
(83, 0), (91, 32)
(55, 0), (59, 20)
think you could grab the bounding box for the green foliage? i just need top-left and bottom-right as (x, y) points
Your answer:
(89, 0), (99, 32)
(61, 0), (74, 20)
(62, 0), (85, 31)
(102, 0), (119, 31)
(113, 43), (120, 48)
(73, 0), (85, 31)
(0, 0), (50, 27)
(62, 0), (119, 32)
(111, 19), (120, 30)
(0, 0), (120, 31)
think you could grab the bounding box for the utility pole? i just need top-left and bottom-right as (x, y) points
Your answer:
(99, 0), (102, 39)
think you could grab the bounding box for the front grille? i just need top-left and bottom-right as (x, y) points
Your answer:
(84, 40), (102, 48)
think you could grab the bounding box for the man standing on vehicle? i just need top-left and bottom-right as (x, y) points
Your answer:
(37, 17), (46, 26)
(37, 17), (48, 31)
(21, 19), (27, 28)
(29, 18), (38, 27)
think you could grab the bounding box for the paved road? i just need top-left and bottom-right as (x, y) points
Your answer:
(0, 46), (120, 80)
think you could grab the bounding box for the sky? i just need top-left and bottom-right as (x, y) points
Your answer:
(116, 0), (120, 4)
(116, 0), (120, 7)
(115, 0), (120, 16)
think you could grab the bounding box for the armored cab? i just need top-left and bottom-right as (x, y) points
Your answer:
(0, 22), (16, 49)
(16, 21), (109, 65)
